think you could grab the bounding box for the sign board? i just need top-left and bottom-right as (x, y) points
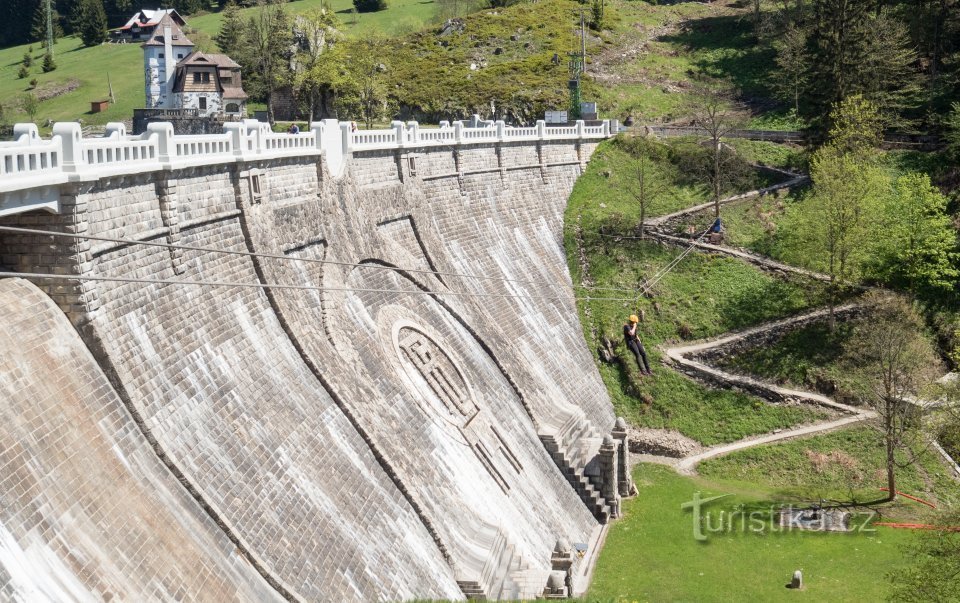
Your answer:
(580, 102), (597, 114)
(545, 111), (568, 124)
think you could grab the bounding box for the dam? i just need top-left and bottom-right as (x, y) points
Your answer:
(0, 117), (631, 601)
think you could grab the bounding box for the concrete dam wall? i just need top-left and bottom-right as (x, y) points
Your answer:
(0, 119), (632, 601)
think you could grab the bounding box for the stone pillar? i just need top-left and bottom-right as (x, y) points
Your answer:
(535, 119), (547, 183)
(52, 122), (85, 172)
(224, 121), (248, 157)
(104, 122), (127, 139)
(147, 122), (174, 165)
(599, 435), (620, 519)
(551, 538), (574, 596)
(612, 417), (636, 497)
(392, 120), (406, 148)
(542, 572), (568, 599)
(156, 176), (183, 275)
(454, 121), (464, 144)
(407, 121), (420, 145)
(340, 121), (352, 153)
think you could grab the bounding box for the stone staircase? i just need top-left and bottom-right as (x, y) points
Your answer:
(540, 413), (612, 523)
(457, 529), (549, 600)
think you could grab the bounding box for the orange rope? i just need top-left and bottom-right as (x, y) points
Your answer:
(879, 488), (937, 509)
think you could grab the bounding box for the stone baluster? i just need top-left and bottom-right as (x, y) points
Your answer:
(223, 121), (248, 157)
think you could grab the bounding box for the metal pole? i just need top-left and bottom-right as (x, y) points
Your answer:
(46, 0), (54, 57)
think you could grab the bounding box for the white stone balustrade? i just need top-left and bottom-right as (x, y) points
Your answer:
(1, 118), (616, 202)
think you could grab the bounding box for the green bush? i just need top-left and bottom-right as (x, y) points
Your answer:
(17, 64), (29, 79)
(22, 52), (32, 67)
(41, 53), (56, 73)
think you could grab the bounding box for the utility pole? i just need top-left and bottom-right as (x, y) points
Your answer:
(45, 0), (54, 57)
(568, 10), (585, 120)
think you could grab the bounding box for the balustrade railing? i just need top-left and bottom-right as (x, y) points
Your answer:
(1, 118), (616, 197)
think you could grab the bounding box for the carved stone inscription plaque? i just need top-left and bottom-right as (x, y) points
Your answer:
(397, 326), (479, 423)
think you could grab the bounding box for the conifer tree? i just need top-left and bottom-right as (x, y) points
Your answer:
(216, 1), (245, 57)
(74, 0), (107, 47)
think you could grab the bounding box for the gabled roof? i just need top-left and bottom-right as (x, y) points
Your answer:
(177, 51), (240, 69)
(122, 8), (185, 29)
(172, 51), (248, 100)
(141, 13), (194, 47)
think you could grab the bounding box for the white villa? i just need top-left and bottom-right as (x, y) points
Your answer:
(142, 14), (247, 118)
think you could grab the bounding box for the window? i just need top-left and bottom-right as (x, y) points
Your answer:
(199, 97), (207, 110)
(202, 72), (210, 83)
(159, 52), (165, 58)
(193, 72), (201, 83)
(177, 53), (183, 59)
(225, 103), (240, 113)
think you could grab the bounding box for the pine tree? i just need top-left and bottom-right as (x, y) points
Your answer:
(216, 1), (245, 57)
(42, 52), (57, 72)
(76, 0), (107, 47)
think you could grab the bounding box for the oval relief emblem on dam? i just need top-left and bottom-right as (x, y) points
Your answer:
(392, 320), (480, 428)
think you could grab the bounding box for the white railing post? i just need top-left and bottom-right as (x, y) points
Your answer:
(407, 121), (419, 145)
(52, 122), (85, 171)
(536, 120), (546, 140)
(495, 120), (506, 142)
(576, 119), (585, 139)
(392, 120), (406, 148)
(147, 122), (174, 164)
(224, 121), (247, 157)
(602, 120), (611, 137)
(609, 119), (619, 135)
(340, 122), (352, 153)
(454, 121), (463, 144)
(13, 123), (40, 143)
(104, 122), (127, 139)
(310, 122), (324, 151)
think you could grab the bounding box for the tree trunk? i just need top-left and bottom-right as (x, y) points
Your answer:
(886, 431), (897, 501)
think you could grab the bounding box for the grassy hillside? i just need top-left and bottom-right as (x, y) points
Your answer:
(0, 0), (441, 129)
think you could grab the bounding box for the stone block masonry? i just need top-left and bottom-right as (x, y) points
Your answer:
(0, 117), (627, 601)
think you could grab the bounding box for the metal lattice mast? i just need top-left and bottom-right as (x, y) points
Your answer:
(568, 10), (585, 120)
(46, 0), (54, 56)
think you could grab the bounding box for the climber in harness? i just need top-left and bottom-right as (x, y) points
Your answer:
(623, 315), (653, 376)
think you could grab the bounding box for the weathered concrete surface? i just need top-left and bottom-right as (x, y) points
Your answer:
(0, 278), (279, 602)
(0, 136), (615, 600)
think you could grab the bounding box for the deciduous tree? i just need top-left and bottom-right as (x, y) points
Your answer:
(872, 173), (959, 297)
(685, 79), (749, 217)
(842, 291), (939, 502)
(242, 1), (294, 124)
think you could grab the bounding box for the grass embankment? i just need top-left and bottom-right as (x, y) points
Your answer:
(566, 138), (832, 446)
(586, 0), (806, 129)
(587, 462), (919, 602)
(700, 426), (960, 509)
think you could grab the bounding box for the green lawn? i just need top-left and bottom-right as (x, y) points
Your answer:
(587, 462), (920, 602)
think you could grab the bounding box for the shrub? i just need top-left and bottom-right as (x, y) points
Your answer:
(353, 0), (387, 12)
(17, 64), (29, 79)
(29, 78), (38, 88)
(41, 53), (56, 73)
(23, 52), (32, 67)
